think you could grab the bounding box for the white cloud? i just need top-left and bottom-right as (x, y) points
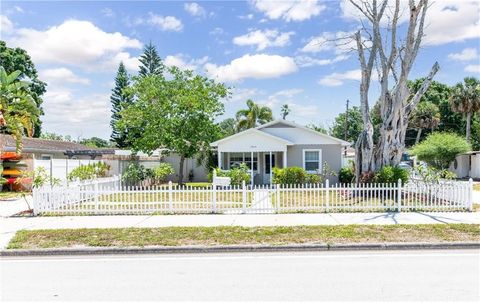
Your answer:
(147, 13), (183, 31)
(209, 27), (224, 35)
(103, 52), (140, 73)
(1, 15), (13, 32)
(301, 31), (355, 54)
(7, 20), (141, 71)
(448, 48), (478, 62)
(230, 88), (263, 103)
(233, 29), (294, 51)
(101, 8), (115, 18)
(184, 2), (206, 18)
(340, 0), (480, 46)
(238, 14), (254, 20)
(42, 89), (111, 138)
(164, 54), (209, 71)
(204, 54), (298, 82)
(464, 64), (480, 74)
(252, 0), (326, 22)
(318, 69), (361, 86)
(40, 68), (90, 85)
(295, 55), (349, 67)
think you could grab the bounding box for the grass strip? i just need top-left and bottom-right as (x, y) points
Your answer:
(7, 224), (480, 249)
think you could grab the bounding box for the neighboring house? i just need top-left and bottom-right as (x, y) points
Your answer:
(450, 151), (480, 179)
(210, 119), (350, 185)
(0, 134), (103, 160)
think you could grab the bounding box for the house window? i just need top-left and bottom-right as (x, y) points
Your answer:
(229, 152), (258, 171)
(40, 154), (52, 160)
(303, 149), (322, 173)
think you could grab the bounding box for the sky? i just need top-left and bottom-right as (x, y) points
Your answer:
(1, 0), (479, 140)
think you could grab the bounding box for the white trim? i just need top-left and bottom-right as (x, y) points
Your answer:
(257, 119), (350, 146)
(303, 149), (322, 173)
(210, 128), (293, 147)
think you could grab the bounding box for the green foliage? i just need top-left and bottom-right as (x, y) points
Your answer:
(413, 165), (456, 185)
(40, 132), (73, 141)
(152, 163), (175, 183)
(15, 167), (61, 189)
(411, 132), (471, 169)
(307, 123), (329, 134)
(67, 162), (110, 181)
(121, 163), (151, 184)
(0, 66), (40, 152)
(410, 101), (441, 143)
(79, 137), (111, 148)
(0, 164), (7, 185)
(449, 77), (480, 142)
(212, 163), (250, 186)
(331, 106), (363, 143)
(0, 41), (46, 136)
(138, 42), (164, 77)
(272, 166), (307, 184)
(339, 165), (355, 184)
(110, 62), (134, 148)
(118, 65), (228, 185)
(235, 99), (273, 131)
(218, 118), (236, 138)
(373, 166), (409, 184)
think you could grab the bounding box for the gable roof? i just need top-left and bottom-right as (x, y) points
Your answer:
(256, 119), (351, 146)
(210, 128), (294, 147)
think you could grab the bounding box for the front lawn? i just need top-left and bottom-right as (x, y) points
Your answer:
(473, 183), (480, 192)
(7, 224), (480, 249)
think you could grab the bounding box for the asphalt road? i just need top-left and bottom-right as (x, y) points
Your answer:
(1, 250), (479, 301)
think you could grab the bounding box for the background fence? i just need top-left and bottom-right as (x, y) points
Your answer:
(32, 177), (474, 215)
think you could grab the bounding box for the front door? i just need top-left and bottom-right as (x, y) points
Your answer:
(263, 153), (276, 184)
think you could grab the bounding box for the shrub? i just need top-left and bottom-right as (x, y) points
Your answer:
(373, 166), (409, 184)
(121, 163), (149, 184)
(413, 165), (456, 185)
(152, 163), (175, 183)
(272, 166), (307, 184)
(339, 166), (355, 183)
(410, 132), (471, 169)
(211, 163), (250, 186)
(67, 162), (110, 181)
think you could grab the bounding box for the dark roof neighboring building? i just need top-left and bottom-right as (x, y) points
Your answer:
(1, 134), (95, 154)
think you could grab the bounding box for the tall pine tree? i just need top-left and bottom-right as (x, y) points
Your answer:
(138, 42), (164, 77)
(110, 62), (133, 148)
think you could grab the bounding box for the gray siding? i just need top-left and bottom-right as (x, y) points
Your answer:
(286, 144), (342, 182)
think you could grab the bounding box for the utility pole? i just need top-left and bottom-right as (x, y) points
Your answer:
(344, 99), (349, 157)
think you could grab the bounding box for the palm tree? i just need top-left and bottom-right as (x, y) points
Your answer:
(235, 99), (273, 131)
(411, 102), (441, 144)
(449, 77), (480, 142)
(0, 66), (40, 152)
(281, 104), (291, 120)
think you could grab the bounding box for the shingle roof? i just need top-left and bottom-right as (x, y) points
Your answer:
(1, 134), (95, 153)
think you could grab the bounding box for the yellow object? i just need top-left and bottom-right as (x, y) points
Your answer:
(2, 169), (22, 176)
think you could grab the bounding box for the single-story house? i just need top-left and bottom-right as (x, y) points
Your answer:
(210, 119), (350, 185)
(450, 151), (480, 179)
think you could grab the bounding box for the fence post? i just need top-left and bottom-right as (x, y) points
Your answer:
(325, 179), (330, 212)
(468, 178), (473, 212)
(94, 181), (99, 213)
(32, 188), (38, 216)
(275, 184), (280, 213)
(397, 178), (402, 212)
(212, 183), (217, 213)
(242, 181), (246, 214)
(168, 181), (173, 213)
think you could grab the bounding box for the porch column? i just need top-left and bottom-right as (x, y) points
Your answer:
(250, 151), (254, 186)
(269, 151), (272, 186)
(283, 148), (287, 168)
(218, 151), (222, 169)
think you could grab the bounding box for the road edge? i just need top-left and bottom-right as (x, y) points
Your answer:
(2, 242), (480, 257)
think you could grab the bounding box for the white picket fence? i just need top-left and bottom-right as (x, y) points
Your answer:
(32, 176), (474, 215)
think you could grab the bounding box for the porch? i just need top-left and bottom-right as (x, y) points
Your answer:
(217, 150), (287, 186)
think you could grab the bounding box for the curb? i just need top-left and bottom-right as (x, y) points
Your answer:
(2, 242), (480, 257)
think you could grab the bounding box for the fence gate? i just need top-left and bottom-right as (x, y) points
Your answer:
(249, 188), (275, 214)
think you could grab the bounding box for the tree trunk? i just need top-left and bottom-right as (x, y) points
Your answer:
(466, 112), (472, 142)
(178, 156), (185, 186)
(415, 128), (422, 144)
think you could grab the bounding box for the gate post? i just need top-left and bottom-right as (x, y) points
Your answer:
(397, 178), (402, 212)
(242, 181), (246, 214)
(468, 178), (473, 212)
(168, 181), (173, 213)
(212, 183), (217, 213)
(325, 179), (330, 212)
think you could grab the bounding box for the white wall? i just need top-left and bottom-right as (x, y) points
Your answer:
(34, 159), (104, 180)
(471, 154), (480, 178)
